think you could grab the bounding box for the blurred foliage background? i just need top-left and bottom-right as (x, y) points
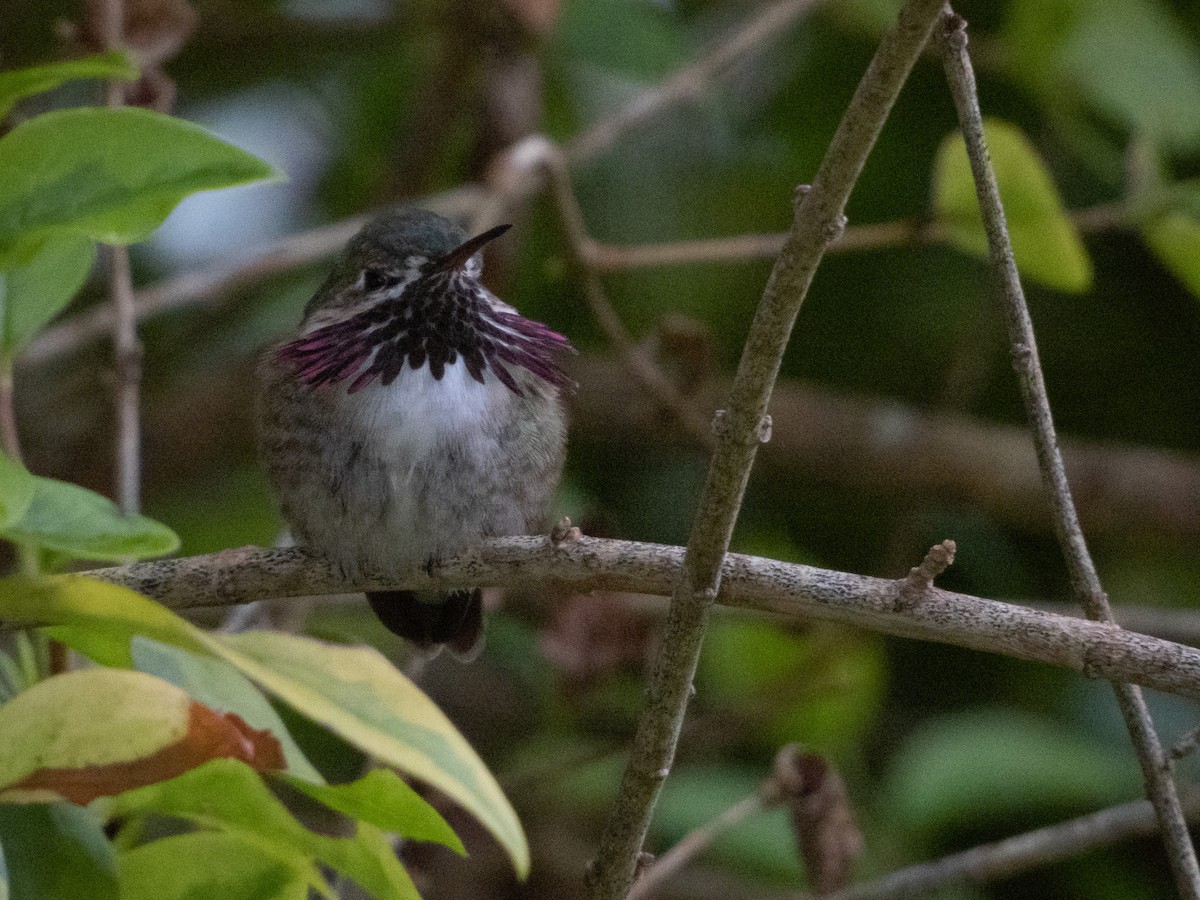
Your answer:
(4, 0), (1200, 896)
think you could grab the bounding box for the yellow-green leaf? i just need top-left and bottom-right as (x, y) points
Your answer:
(0, 576), (209, 668)
(0, 51), (138, 121)
(284, 768), (466, 855)
(1143, 210), (1200, 299)
(211, 630), (530, 878)
(120, 831), (312, 900)
(933, 118), (1093, 293)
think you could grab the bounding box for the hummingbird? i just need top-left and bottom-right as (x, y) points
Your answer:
(257, 208), (573, 659)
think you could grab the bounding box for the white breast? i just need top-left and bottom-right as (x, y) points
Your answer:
(339, 360), (510, 477)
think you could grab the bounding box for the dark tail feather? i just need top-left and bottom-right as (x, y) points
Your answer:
(365, 589), (484, 661)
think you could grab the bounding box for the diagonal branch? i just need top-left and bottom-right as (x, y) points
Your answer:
(583, 2), (986, 895)
(823, 789), (1200, 900)
(75, 539), (1200, 704)
(564, 0), (826, 165)
(538, 143), (716, 447)
(938, 9), (1200, 897)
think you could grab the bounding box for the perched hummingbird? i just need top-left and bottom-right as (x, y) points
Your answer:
(257, 209), (573, 658)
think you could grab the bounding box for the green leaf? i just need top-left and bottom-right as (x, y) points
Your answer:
(119, 831), (311, 900)
(0, 234), (95, 356)
(0, 803), (118, 900)
(1057, 0), (1200, 154)
(0, 52), (138, 122)
(1001, 0), (1084, 88)
(699, 621), (884, 755)
(0, 475), (179, 562)
(0, 576), (209, 669)
(113, 759), (418, 900)
(211, 630), (529, 878)
(0, 452), (34, 530)
(285, 768), (466, 856)
(0, 107), (282, 264)
(932, 118), (1093, 293)
(1142, 210), (1200, 300)
(130, 636), (324, 784)
(885, 709), (1137, 835)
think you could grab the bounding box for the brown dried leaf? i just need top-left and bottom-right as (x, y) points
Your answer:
(774, 745), (864, 894)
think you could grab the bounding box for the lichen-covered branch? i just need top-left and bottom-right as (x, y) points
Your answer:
(76, 538), (1200, 704)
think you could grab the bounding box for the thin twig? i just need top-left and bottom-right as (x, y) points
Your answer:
(565, 0), (825, 165)
(586, 220), (936, 272)
(583, 4), (987, 892)
(938, 9), (1200, 897)
(534, 141), (716, 447)
(820, 790), (1200, 900)
(628, 788), (774, 900)
(108, 245), (141, 515)
(94, 0), (142, 516)
(71, 539), (1200, 704)
(583, 200), (1124, 272)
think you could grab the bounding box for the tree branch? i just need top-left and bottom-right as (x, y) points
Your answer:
(938, 10), (1200, 896)
(74, 539), (1200, 704)
(586, 2), (949, 895)
(582, 202), (1124, 272)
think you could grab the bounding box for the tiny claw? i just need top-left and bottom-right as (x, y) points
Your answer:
(550, 516), (582, 545)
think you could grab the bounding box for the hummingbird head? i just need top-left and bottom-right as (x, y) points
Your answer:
(278, 209), (573, 396)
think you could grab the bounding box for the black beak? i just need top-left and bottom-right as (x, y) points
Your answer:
(431, 223), (512, 274)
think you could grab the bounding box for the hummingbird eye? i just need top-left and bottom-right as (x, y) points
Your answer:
(362, 268), (395, 293)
